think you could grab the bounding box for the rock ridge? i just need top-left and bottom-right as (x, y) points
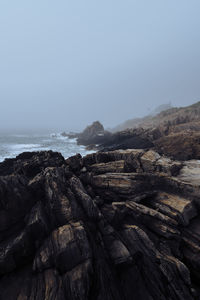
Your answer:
(0, 150), (200, 299)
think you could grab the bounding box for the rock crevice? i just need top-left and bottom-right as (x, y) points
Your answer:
(0, 150), (200, 299)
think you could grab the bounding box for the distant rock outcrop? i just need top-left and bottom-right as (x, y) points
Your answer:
(1, 150), (200, 299)
(62, 121), (111, 146)
(111, 102), (172, 132)
(80, 121), (104, 138)
(98, 101), (200, 160)
(67, 102), (200, 160)
(77, 121), (111, 146)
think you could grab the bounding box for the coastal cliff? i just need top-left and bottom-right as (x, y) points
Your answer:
(73, 102), (200, 160)
(0, 150), (200, 299)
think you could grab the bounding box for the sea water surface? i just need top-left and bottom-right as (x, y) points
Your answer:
(0, 132), (95, 162)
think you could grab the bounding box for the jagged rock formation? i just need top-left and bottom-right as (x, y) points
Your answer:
(77, 121), (111, 146)
(0, 150), (200, 299)
(62, 121), (111, 147)
(98, 101), (200, 160)
(61, 121), (111, 147)
(69, 102), (200, 160)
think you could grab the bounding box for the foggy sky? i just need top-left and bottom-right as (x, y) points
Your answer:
(1, 0), (200, 132)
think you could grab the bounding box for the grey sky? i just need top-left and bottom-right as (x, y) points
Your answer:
(0, 0), (200, 131)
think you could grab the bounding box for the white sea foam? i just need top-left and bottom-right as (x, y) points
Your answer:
(0, 133), (95, 162)
(68, 138), (77, 143)
(10, 144), (42, 150)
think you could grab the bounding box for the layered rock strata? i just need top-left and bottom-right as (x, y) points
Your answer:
(75, 102), (200, 160)
(0, 150), (200, 299)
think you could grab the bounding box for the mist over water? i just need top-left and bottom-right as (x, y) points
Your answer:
(1, 1), (200, 132)
(0, 133), (94, 162)
(0, 1), (200, 162)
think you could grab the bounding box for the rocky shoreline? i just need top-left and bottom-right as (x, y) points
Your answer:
(0, 149), (200, 299)
(66, 102), (200, 161)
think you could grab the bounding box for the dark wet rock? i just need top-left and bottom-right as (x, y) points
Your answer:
(33, 222), (92, 274)
(66, 153), (83, 173)
(0, 149), (200, 299)
(99, 128), (154, 151)
(0, 150), (65, 177)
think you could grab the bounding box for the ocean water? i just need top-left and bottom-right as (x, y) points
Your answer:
(0, 133), (95, 162)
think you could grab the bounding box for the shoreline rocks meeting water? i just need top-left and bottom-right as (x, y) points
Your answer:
(1, 101), (200, 299)
(61, 121), (112, 148)
(2, 1), (200, 298)
(1, 149), (200, 299)
(64, 101), (200, 161)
